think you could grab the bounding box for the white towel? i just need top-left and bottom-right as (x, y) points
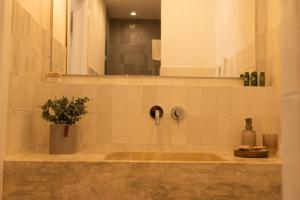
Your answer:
(152, 39), (161, 61)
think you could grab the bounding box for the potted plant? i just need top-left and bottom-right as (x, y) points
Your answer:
(41, 96), (89, 154)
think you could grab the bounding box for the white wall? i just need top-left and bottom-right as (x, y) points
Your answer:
(215, 0), (255, 65)
(161, 0), (216, 69)
(68, 0), (106, 75)
(87, 0), (106, 75)
(0, 0), (12, 198)
(161, 0), (255, 77)
(267, 0), (281, 29)
(69, 0), (88, 74)
(281, 1), (300, 199)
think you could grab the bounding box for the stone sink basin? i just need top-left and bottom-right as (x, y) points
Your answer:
(104, 152), (226, 162)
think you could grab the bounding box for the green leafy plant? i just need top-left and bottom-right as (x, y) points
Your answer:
(41, 96), (90, 124)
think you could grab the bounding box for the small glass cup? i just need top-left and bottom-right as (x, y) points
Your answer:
(263, 134), (278, 155)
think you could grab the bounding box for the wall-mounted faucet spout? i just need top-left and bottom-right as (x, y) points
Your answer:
(150, 106), (163, 126)
(155, 109), (160, 125)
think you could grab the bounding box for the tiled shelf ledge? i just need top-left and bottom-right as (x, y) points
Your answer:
(60, 74), (244, 86)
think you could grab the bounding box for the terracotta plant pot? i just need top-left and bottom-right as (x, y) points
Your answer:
(49, 124), (77, 154)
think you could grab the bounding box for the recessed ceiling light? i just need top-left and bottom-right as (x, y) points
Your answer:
(130, 11), (137, 16)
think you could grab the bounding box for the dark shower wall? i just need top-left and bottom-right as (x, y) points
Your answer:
(106, 19), (161, 75)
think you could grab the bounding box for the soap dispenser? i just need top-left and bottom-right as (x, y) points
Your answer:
(241, 118), (256, 147)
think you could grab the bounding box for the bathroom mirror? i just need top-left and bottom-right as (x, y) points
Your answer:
(51, 0), (256, 78)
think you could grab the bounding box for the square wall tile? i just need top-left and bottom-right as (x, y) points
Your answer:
(127, 85), (143, 114)
(156, 86), (172, 113)
(231, 116), (244, 146)
(217, 115), (232, 146)
(97, 114), (112, 144)
(186, 86), (202, 114)
(7, 110), (42, 155)
(111, 115), (128, 144)
(33, 82), (54, 111)
(200, 117), (217, 145)
(187, 115), (217, 145)
(202, 87), (217, 116)
(12, 38), (25, 75)
(263, 87), (281, 116)
(140, 114), (157, 144)
(217, 87), (232, 115)
(186, 114), (202, 145)
(77, 114), (98, 145)
(232, 87), (248, 116)
(8, 76), (36, 112)
(262, 116), (281, 134)
(245, 87), (263, 117)
(6, 111), (24, 152)
(171, 117), (187, 146)
(142, 86), (158, 114)
(112, 114), (142, 144)
(32, 111), (49, 145)
(97, 85), (112, 114)
(171, 86), (187, 107)
(42, 28), (51, 57)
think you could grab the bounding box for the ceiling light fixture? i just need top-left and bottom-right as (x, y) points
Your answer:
(130, 11), (137, 16)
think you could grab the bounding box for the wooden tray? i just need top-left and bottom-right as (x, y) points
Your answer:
(234, 149), (269, 158)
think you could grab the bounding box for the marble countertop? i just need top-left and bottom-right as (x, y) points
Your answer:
(4, 152), (282, 164)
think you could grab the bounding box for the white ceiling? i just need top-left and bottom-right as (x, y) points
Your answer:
(104, 0), (161, 20)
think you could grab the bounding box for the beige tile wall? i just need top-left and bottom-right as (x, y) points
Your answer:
(44, 82), (281, 153)
(5, 0), (282, 156)
(0, 0), (12, 198)
(6, 0), (52, 156)
(51, 37), (67, 74)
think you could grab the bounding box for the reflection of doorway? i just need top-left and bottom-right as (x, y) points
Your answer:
(67, 0), (106, 75)
(105, 19), (161, 76)
(68, 0), (88, 74)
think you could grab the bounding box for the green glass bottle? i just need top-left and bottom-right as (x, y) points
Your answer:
(251, 71), (258, 86)
(260, 72), (266, 87)
(244, 72), (250, 86)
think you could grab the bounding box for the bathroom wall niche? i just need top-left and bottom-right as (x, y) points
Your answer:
(51, 0), (256, 78)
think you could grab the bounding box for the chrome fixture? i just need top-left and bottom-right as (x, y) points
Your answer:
(149, 105), (163, 125)
(171, 106), (185, 123)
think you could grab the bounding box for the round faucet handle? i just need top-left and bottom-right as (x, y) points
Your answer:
(171, 106), (185, 123)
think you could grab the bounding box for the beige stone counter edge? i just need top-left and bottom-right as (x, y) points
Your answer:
(4, 152), (282, 165)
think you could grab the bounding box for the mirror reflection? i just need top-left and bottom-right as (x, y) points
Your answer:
(51, 0), (255, 78)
